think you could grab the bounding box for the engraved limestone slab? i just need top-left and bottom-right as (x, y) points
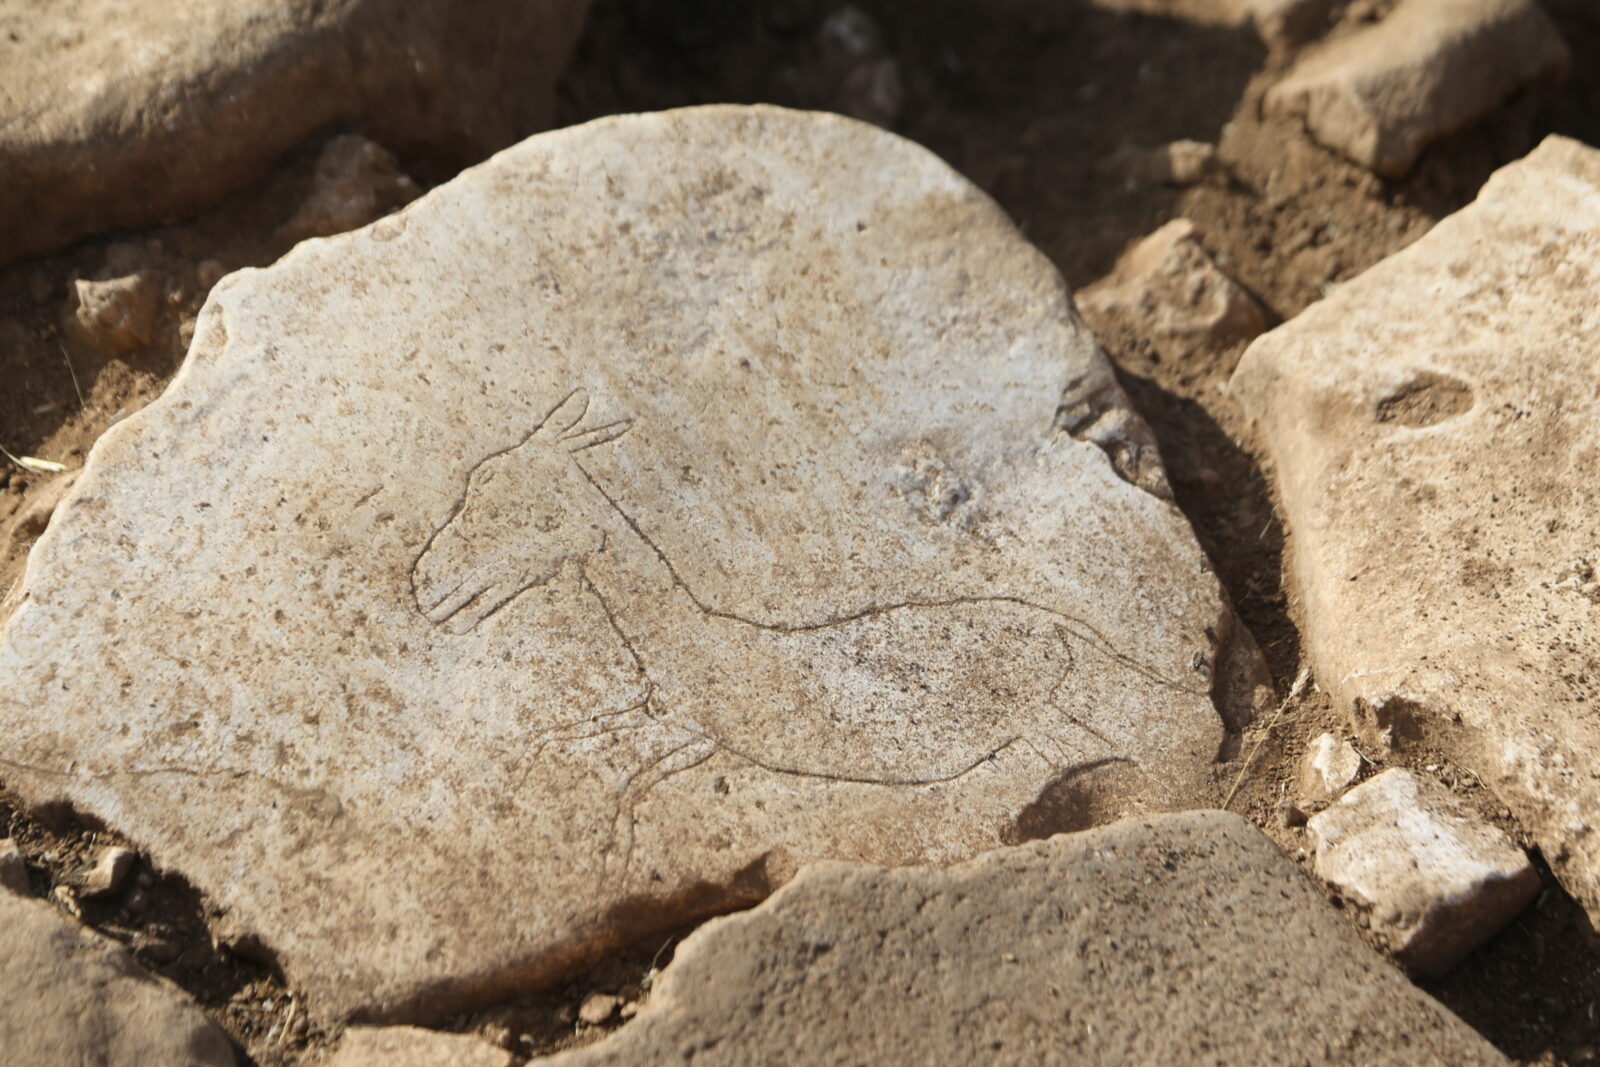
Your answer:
(1233, 136), (1600, 927)
(532, 813), (1507, 1067)
(0, 106), (1244, 1020)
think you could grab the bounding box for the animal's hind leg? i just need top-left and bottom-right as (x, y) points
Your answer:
(601, 732), (719, 887)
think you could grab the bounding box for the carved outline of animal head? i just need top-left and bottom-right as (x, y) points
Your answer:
(411, 389), (633, 633)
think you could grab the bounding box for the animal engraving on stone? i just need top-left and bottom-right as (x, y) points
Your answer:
(412, 389), (1188, 875)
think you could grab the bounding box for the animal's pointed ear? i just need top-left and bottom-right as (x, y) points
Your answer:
(535, 389), (590, 439)
(565, 419), (634, 453)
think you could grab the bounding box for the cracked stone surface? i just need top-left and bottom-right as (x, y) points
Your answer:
(0, 105), (1256, 1020)
(533, 812), (1506, 1067)
(1263, 0), (1568, 177)
(1233, 135), (1600, 928)
(0, 0), (590, 265)
(0, 889), (236, 1067)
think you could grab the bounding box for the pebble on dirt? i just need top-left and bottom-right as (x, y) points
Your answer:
(578, 992), (623, 1026)
(1308, 769), (1540, 975)
(70, 272), (161, 355)
(1264, 0), (1569, 176)
(1293, 732), (1362, 818)
(1107, 140), (1222, 187)
(79, 846), (136, 899)
(278, 134), (421, 245)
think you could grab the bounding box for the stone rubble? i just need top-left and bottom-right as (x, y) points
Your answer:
(79, 846), (136, 899)
(0, 889), (236, 1066)
(1293, 732), (1362, 818)
(1308, 769), (1540, 974)
(1232, 135), (1600, 929)
(278, 135), (421, 245)
(0, 105), (1257, 1020)
(531, 812), (1507, 1066)
(1264, 0), (1569, 176)
(70, 272), (162, 355)
(1079, 219), (1266, 364)
(0, 0), (592, 265)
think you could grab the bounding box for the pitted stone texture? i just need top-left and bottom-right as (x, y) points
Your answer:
(0, 106), (1249, 1021)
(1233, 136), (1600, 927)
(0, 891), (235, 1066)
(329, 1027), (514, 1067)
(1264, 0), (1568, 176)
(1310, 770), (1538, 974)
(533, 812), (1505, 1067)
(0, 0), (590, 265)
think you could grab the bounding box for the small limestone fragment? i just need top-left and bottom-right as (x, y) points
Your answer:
(71, 273), (161, 354)
(80, 846), (137, 898)
(579, 992), (622, 1026)
(279, 135), (420, 244)
(1264, 0), (1569, 176)
(0, 838), (27, 895)
(1109, 140), (1222, 186)
(1294, 732), (1361, 816)
(1308, 769), (1539, 974)
(1078, 219), (1266, 364)
(328, 1025), (514, 1066)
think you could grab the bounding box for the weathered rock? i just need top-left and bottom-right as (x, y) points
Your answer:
(71, 272), (161, 355)
(578, 992), (623, 1026)
(0, 890), (235, 1065)
(80, 845), (137, 898)
(1232, 135), (1600, 926)
(1108, 141), (1223, 186)
(1079, 219), (1266, 363)
(532, 811), (1505, 1066)
(329, 1027), (514, 1067)
(0, 838), (27, 895)
(1264, 0), (1569, 176)
(0, 0), (591, 265)
(1245, 0), (1338, 50)
(1309, 770), (1539, 973)
(0, 106), (1254, 1020)
(1294, 731), (1361, 816)
(278, 135), (421, 245)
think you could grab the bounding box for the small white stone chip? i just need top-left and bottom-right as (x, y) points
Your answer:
(1308, 769), (1539, 974)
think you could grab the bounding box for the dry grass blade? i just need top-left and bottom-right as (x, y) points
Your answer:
(1222, 667), (1312, 812)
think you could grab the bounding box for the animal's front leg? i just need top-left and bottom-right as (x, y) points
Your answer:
(601, 731), (719, 888)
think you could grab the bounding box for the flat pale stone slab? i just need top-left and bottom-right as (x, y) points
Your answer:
(1310, 770), (1538, 974)
(1233, 135), (1600, 926)
(0, 0), (589, 264)
(0, 890), (235, 1066)
(1264, 0), (1568, 176)
(329, 1027), (514, 1067)
(0, 105), (1247, 1020)
(532, 812), (1506, 1066)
